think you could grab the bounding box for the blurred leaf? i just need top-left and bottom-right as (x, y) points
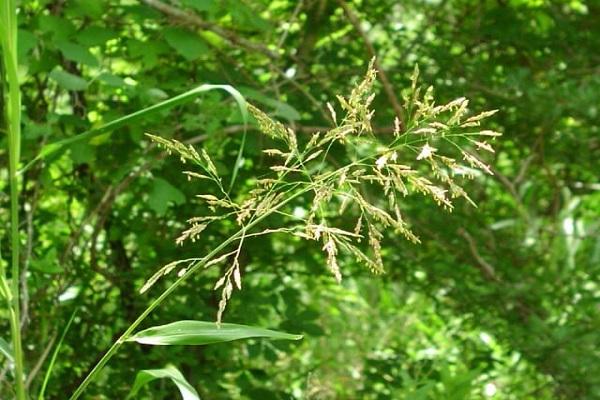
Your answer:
(17, 29), (37, 63)
(127, 320), (303, 345)
(181, 0), (217, 13)
(49, 69), (88, 91)
(127, 38), (168, 67)
(70, 142), (95, 164)
(23, 122), (49, 140)
(164, 28), (208, 61)
(57, 41), (99, 66)
(405, 382), (435, 400)
(38, 15), (75, 40)
(227, 1), (270, 32)
(31, 248), (62, 274)
(77, 26), (118, 46)
(97, 72), (127, 87)
(127, 365), (200, 400)
(148, 178), (186, 215)
(68, 0), (105, 19)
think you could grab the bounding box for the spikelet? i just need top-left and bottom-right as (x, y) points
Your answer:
(322, 233), (342, 283)
(140, 259), (196, 294)
(247, 103), (288, 141)
(176, 223), (207, 245)
(368, 224), (384, 273)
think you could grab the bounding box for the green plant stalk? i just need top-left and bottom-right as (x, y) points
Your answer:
(1, 0), (27, 399)
(68, 180), (314, 400)
(69, 130), (384, 398)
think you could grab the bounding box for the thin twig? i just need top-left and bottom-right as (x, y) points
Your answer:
(277, 0), (304, 48)
(24, 333), (57, 389)
(457, 228), (500, 282)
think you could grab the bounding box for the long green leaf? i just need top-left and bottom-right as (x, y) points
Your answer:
(0, 337), (14, 363)
(127, 365), (200, 400)
(20, 84), (247, 174)
(127, 320), (303, 346)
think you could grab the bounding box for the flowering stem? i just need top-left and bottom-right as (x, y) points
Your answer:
(68, 181), (312, 399)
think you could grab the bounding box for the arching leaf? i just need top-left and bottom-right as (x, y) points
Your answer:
(127, 365), (200, 400)
(127, 320), (302, 346)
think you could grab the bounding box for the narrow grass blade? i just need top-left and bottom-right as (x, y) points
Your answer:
(221, 86), (248, 192)
(38, 309), (78, 400)
(0, 337), (14, 363)
(127, 365), (200, 400)
(127, 320), (302, 346)
(20, 84), (247, 174)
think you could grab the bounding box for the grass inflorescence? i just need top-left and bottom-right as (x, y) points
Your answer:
(145, 60), (501, 323)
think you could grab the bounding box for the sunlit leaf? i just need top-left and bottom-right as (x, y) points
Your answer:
(127, 320), (303, 346)
(164, 28), (207, 61)
(127, 365), (200, 400)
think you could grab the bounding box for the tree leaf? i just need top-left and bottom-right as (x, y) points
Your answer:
(148, 178), (186, 215)
(180, 0), (217, 13)
(30, 247), (62, 274)
(97, 72), (126, 87)
(164, 27), (207, 61)
(68, 0), (105, 19)
(228, 2), (271, 32)
(17, 29), (37, 63)
(127, 320), (303, 346)
(76, 26), (118, 46)
(57, 41), (99, 66)
(49, 69), (88, 91)
(0, 337), (13, 363)
(127, 365), (200, 400)
(38, 15), (75, 40)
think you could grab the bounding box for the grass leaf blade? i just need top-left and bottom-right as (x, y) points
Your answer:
(20, 84), (247, 174)
(127, 365), (200, 400)
(126, 320), (302, 346)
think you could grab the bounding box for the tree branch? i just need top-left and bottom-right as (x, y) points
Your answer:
(457, 228), (500, 282)
(140, 0), (280, 60)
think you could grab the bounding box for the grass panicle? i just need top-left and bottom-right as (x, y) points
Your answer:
(144, 60), (501, 322)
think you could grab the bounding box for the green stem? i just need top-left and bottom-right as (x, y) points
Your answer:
(68, 182), (311, 400)
(1, 1), (26, 399)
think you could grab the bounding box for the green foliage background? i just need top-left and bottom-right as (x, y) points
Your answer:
(1, 0), (599, 398)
